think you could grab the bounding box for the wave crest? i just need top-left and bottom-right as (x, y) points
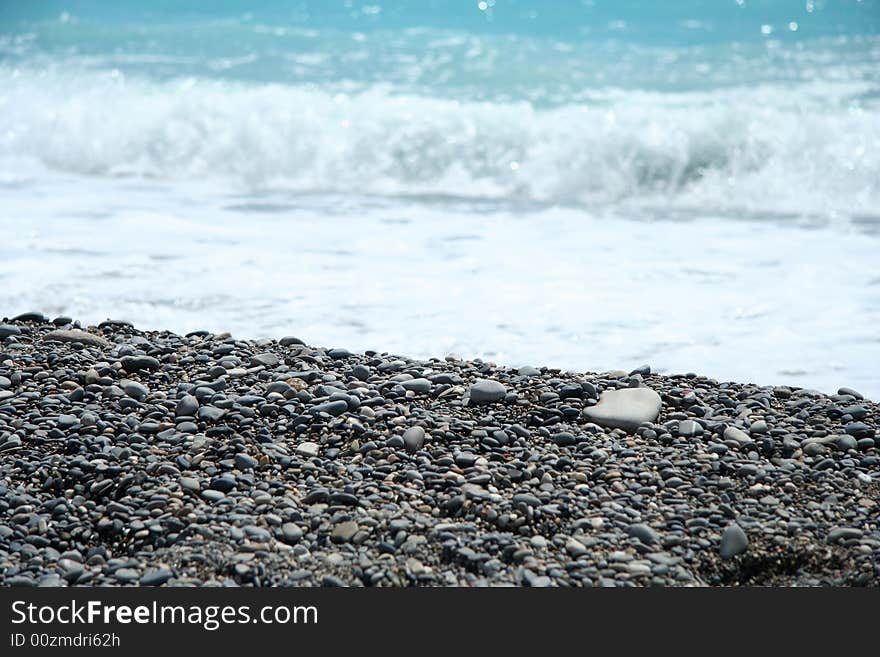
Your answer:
(1, 69), (878, 213)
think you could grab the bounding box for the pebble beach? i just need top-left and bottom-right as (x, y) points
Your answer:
(0, 313), (877, 587)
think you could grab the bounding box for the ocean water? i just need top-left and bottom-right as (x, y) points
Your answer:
(1, 1), (879, 397)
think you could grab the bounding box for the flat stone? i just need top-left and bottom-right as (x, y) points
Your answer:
(43, 329), (110, 348)
(11, 312), (48, 323)
(400, 378), (432, 393)
(469, 379), (507, 404)
(178, 477), (200, 493)
(121, 380), (149, 402)
(827, 527), (863, 543)
(234, 453), (259, 470)
(0, 324), (22, 339)
(331, 521), (359, 544)
(723, 426), (753, 445)
(628, 523), (659, 544)
(565, 538), (588, 557)
(140, 568), (173, 586)
(121, 355), (161, 372)
(296, 441), (319, 458)
(114, 568), (140, 583)
(582, 387), (662, 432)
(310, 400), (348, 416)
(198, 406), (225, 422)
(677, 419), (702, 437)
(250, 353), (280, 368)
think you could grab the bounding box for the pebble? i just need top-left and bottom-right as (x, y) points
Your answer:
(281, 524), (304, 544)
(723, 426), (753, 446)
(469, 379), (507, 404)
(0, 318), (875, 589)
(402, 426), (425, 453)
(43, 328), (110, 348)
(0, 324), (22, 339)
(140, 568), (173, 586)
(331, 521), (359, 544)
(628, 523), (659, 545)
(234, 453), (259, 470)
(122, 380), (149, 401)
(582, 387), (662, 432)
(401, 378), (432, 393)
(720, 523), (749, 559)
(175, 394), (199, 417)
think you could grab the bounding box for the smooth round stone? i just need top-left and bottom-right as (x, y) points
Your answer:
(469, 379), (507, 404)
(178, 477), (200, 492)
(281, 523), (303, 544)
(400, 378), (431, 393)
(295, 442), (320, 458)
(723, 426), (753, 446)
(0, 324), (22, 339)
(720, 523), (749, 559)
(836, 435), (858, 452)
(837, 387), (863, 400)
(201, 490), (225, 503)
(250, 352), (280, 368)
(552, 431), (576, 446)
(234, 453), (259, 470)
(845, 422), (874, 439)
(37, 575), (65, 588)
(175, 394), (199, 417)
(330, 521), (359, 544)
(827, 527), (863, 543)
(627, 523), (659, 545)
(140, 568), (173, 586)
(310, 400), (348, 416)
(351, 365), (371, 381)
(210, 475), (236, 493)
(121, 380), (149, 402)
(198, 406), (225, 422)
(677, 420), (702, 437)
(11, 312), (47, 323)
(857, 438), (875, 450)
(114, 568), (140, 583)
(517, 366), (541, 377)
(403, 426), (425, 453)
(582, 387), (662, 432)
(512, 493), (541, 507)
(120, 355), (161, 372)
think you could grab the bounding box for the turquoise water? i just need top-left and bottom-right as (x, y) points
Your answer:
(2, 1), (879, 206)
(1, 2), (879, 396)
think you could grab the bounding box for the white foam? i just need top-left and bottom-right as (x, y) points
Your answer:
(1, 67), (877, 217)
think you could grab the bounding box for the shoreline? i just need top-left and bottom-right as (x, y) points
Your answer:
(0, 314), (877, 586)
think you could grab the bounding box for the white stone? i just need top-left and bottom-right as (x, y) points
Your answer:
(582, 387), (662, 432)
